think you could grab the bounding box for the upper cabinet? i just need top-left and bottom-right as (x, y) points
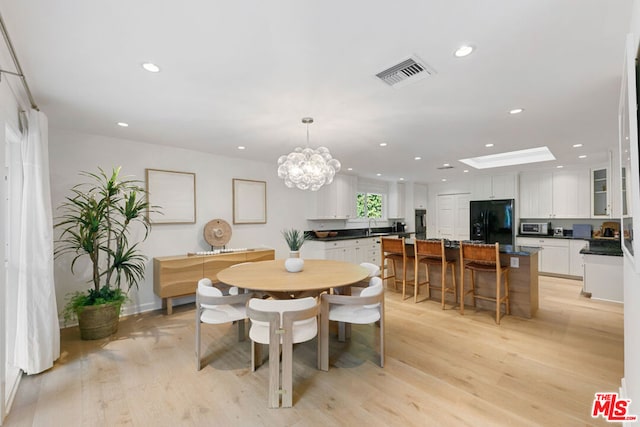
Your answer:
(552, 169), (591, 219)
(414, 183), (428, 209)
(388, 182), (406, 219)
(591, 166), (610, 218)
(519, 169), (590, 219)
(471, 174), (516, 200)
(305, 174), (357, 219)
(519, 172), (553, 218)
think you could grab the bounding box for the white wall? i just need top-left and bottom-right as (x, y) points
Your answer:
(49, 128), (308, 317)
(623, 0), (640, 417)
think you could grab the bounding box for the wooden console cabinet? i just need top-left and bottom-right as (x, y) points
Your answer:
(153, 248), (275, 314)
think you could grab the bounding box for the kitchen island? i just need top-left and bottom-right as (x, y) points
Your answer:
(580, 239), (623, 303)
(393, 240), (540, 319)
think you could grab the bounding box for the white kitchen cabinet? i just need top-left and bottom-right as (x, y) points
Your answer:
(552, 169), (591, 219)
(388, 182), (406, 219)
(569, 239), (588, 277)
(471, 174), (516, 200)
(519, 172), (553, 218)
(414, 184), (428, 209)
(539, 238), (569, 275)
(516, 237), (571, 275)
(305, 174), (357, 219)
(303, 237), (380, 265)
(519, 169), (590, 219)
(591, 166), (611, 218)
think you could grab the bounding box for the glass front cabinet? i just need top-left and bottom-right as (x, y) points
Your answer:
(591, 167), (610, 218)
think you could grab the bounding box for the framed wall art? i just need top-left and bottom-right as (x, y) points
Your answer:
(146, 169), (196, 224)
(232, 178), (266, 224)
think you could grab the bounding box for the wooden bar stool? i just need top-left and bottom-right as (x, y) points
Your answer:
(414, 239), (457, 307)
(380, 237), (409, 299)
(459, 242), (510, 324)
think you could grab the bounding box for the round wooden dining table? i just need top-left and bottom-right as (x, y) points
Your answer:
(217, 259), (369, 299)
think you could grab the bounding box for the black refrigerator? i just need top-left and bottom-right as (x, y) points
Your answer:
(469, 199), (515, 245)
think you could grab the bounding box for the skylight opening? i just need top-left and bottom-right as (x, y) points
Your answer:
(459, 146), (556, 169)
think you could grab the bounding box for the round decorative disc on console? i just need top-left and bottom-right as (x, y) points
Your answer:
(204, 219), (232, 247)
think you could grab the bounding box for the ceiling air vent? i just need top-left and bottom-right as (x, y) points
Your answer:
(437, 165), (454, 170)
(376, 56), (436, 88)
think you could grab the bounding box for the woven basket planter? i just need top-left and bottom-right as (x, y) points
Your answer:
(77, 302), (122, 340)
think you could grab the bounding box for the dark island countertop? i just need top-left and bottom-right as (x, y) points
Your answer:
(580, 247), (623, 257)
(579, 238), (623, 257)
(404, 239), (540, 256)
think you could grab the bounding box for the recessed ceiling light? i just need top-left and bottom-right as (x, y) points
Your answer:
(237, 146), (246, 150)
(379, 143), (387, 147)
(441, 178), (447, 182)
(557, 165), (564, 168)
(509, 108), (524, 115)
(460, 146), (556, 169)
(142, 62), (160, 73)
(443, 163), (450, 167)
(117, 122), (129, 127)
(463, 170), (469, 173)
(485, 143), (494, 148)
(572, 143), (583, 148)
(414, 156), (422, 160)
(399, 178), (405, 181)
(376, 173), (382, 176)
(454, 45), (474, 57)
(579, 155), (587, 159)
(347, 167), (353, 171)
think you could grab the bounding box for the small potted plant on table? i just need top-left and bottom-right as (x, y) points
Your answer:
(282, 228), (308, 272)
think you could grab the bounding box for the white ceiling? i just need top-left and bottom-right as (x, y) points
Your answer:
(0, 0), (633, 184)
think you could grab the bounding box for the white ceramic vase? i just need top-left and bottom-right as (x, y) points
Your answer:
(285, 257), (304, 273)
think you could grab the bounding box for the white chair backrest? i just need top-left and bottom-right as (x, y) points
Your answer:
(198, 278), (213, 287)
(360, 262), (381, 278)
(360, 282), (383, 298)
(198, 279), (223, 297)
(249, 296), (316, 315)
(368, 276), (383, 287)
(360, 277), (383, 308)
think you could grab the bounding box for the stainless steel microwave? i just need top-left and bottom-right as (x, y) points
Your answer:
(520, 222), (550, 235)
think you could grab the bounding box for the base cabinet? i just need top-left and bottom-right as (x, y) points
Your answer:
(583, 254), (623, 302)
(516, 237), (586, 277)
(539, 241), (569, 275)
(569, 240), (588, 277)
(303, 238), (380, 265)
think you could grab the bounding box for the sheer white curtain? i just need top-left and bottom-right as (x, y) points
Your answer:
(12, 109), (59, 374)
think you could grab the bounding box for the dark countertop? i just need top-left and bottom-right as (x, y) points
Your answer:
(517, 234), (590, 240)
(308, 231), (414, 242)
(404, 240), (540, 256)
(580, 247), (623, 257)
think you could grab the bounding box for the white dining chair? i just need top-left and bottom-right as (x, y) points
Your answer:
(349, 262), (381, 296)
(246, 296), (319, 408)
(195, 278), (254, 370)
(319, 276), (385, 371)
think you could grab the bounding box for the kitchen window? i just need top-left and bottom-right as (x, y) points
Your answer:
(356, 192), (383, 219)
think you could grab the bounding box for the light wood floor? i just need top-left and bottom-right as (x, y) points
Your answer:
(5, 276), (623, 426)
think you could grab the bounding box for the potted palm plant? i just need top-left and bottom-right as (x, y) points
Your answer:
(281, 228), (308, 272)
(55, 167), (154, 340)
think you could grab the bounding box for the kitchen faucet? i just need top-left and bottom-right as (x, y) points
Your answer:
(367, 218), (377, 236)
